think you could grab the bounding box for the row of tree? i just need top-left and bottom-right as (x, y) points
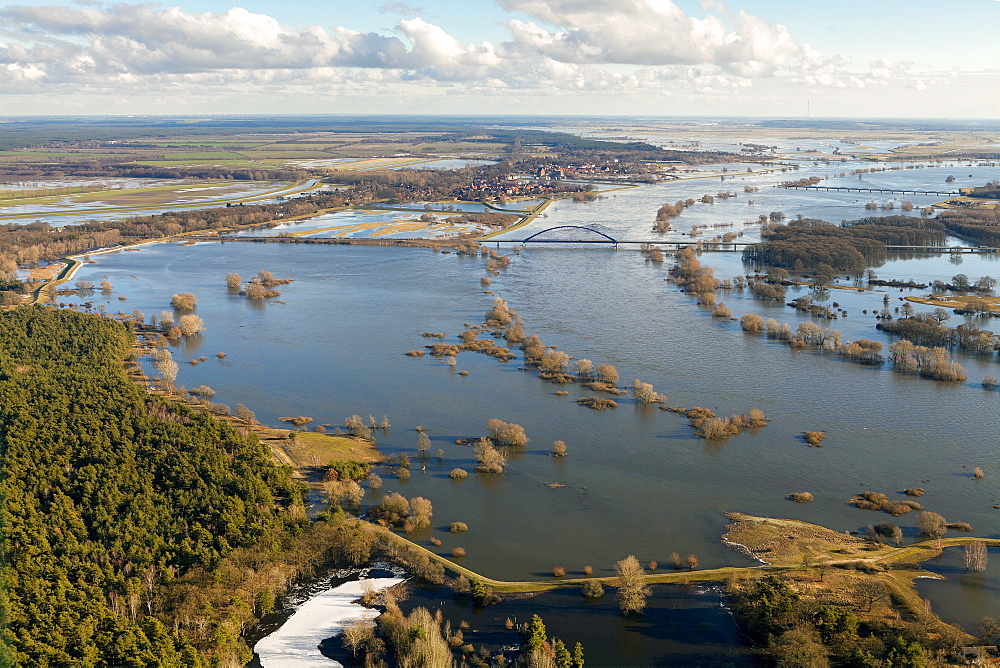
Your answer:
(877, 314), (997, 353)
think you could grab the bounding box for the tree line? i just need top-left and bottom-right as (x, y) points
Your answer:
(937, 208), (1000, 246)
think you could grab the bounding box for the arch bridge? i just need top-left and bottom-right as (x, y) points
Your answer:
(518, 225), (619, 246)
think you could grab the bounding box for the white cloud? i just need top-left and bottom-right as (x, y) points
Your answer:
(0, 4), (412, 74)
(500, 0), (800, 74)
(0, 0), (958, 109)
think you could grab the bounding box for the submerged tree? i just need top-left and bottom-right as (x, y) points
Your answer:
(964, 542), (988, 572)
(170, 293), (197, 310)
(486, 418), (528, 447)
(473, 438), (506, 473)
(596, 364), (619, 386)
(918, 511), (947, 538)
(178, 314), (204, 337)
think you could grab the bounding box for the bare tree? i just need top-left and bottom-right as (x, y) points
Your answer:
(325, 479), (363, 511)
(473, 438), (505, 473)
(406, 497), (433, 532)
(918, 511), (947, 538)
(573, 359), (594, 379)
(225, 273), (242, 289)
(740, 313), (764, 332)
(614, 555), (651, 615)
(158, 360), (178, 384)
(631, 379), (665, 404)
(854, 580), (889, 612)
(486, 419), (528, 447)
(178, 314), (204, 336)
(170, 293), (197, 310)
(345, 415), (373, 440)
(964, 542), (988, 572)
(234, 404), (257, 424)
(245, 283), (268, 300)
(596, 364), (619, 386)
(539, 350), (571, 373)
(342, 619), (375, 657)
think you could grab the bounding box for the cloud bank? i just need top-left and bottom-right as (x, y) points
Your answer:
(0, 0), (959, 109)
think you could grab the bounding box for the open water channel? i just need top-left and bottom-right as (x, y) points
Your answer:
(67, 156), (999, 664)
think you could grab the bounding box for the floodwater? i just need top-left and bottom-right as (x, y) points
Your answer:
(68, 156), (1000, 663)
(320, 582), (757, 667)
(493, 161), (998, 247)
(915, 545), (1000, 635)
(73, 240), (1000, 579)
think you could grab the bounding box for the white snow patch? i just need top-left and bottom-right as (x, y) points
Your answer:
(254, 576), (404, 667)
(723, 539), (771, 565)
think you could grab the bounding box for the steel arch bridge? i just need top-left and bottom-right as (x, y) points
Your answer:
(519, 225), (618, 244)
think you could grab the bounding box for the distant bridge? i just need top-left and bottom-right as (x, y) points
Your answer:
(519, 225), (620, 245)
(782, 185), (959, 196)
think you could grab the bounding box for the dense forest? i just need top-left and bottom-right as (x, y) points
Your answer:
(742, 216), (947, 272)
(0, 307), (308, 663)
(937, 208), (1000, 246)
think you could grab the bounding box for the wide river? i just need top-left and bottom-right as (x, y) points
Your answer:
(69, 157), (999, 663)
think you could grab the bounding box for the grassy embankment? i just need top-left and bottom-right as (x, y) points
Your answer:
(368, 512), (1000, 595)
(27, 257), (81, 305)
(477, 199), (553, 241)
(907, 293), (1000, 313)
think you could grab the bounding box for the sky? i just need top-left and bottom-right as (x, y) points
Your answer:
(0, 0), (997, 118)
